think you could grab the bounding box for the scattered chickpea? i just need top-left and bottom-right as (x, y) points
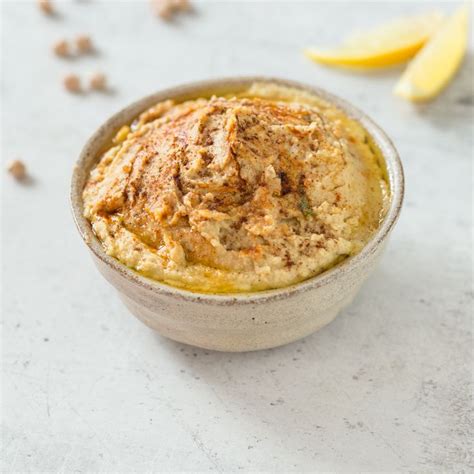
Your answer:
(152, 0), (191, 19)
(172, 0), (190, 11)
(38, 0), (54, 15)
(154, 0), (174, 20)
(7, 160), (27, 180)
(76, 35), (93, 54)
(53, 39), (69, 57)
(90, 72), (107, 91)
(63, 73), (81, 93)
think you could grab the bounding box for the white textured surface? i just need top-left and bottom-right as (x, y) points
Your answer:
(2, 1), (473, 472)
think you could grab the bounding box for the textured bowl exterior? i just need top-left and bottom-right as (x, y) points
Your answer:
(91, 241), (387, 351)
(71, 77), (404, 352)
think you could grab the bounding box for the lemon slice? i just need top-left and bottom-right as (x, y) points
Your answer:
(394, 5), (470, 101)
(305, 11), (444, 68)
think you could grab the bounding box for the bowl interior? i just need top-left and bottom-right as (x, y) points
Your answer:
(70, 76), (404, 304)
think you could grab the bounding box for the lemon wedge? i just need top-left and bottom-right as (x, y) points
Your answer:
(305, 11), (444, 68)
(394, 5), (470, 101)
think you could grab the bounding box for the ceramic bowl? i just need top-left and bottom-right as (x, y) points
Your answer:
(71, 77), (404, 352)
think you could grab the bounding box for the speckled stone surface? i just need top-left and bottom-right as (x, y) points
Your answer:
(2, 1), (473, 472)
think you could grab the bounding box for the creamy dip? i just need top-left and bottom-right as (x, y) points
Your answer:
(83, 83), (389, 293)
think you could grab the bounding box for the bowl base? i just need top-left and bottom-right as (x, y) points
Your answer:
(118, 292), (353, 352)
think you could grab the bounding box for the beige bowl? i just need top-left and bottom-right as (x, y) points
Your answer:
(71, 77), (404, 352)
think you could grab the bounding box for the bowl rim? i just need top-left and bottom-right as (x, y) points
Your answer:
(70, 76), (404, 306)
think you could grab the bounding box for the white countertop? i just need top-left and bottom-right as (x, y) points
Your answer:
(2, 1), (472, 472)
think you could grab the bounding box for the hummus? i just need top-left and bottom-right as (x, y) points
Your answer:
(83, 83), (389, 293)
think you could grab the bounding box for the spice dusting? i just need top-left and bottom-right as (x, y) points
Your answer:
(83, 83), (389, 293)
